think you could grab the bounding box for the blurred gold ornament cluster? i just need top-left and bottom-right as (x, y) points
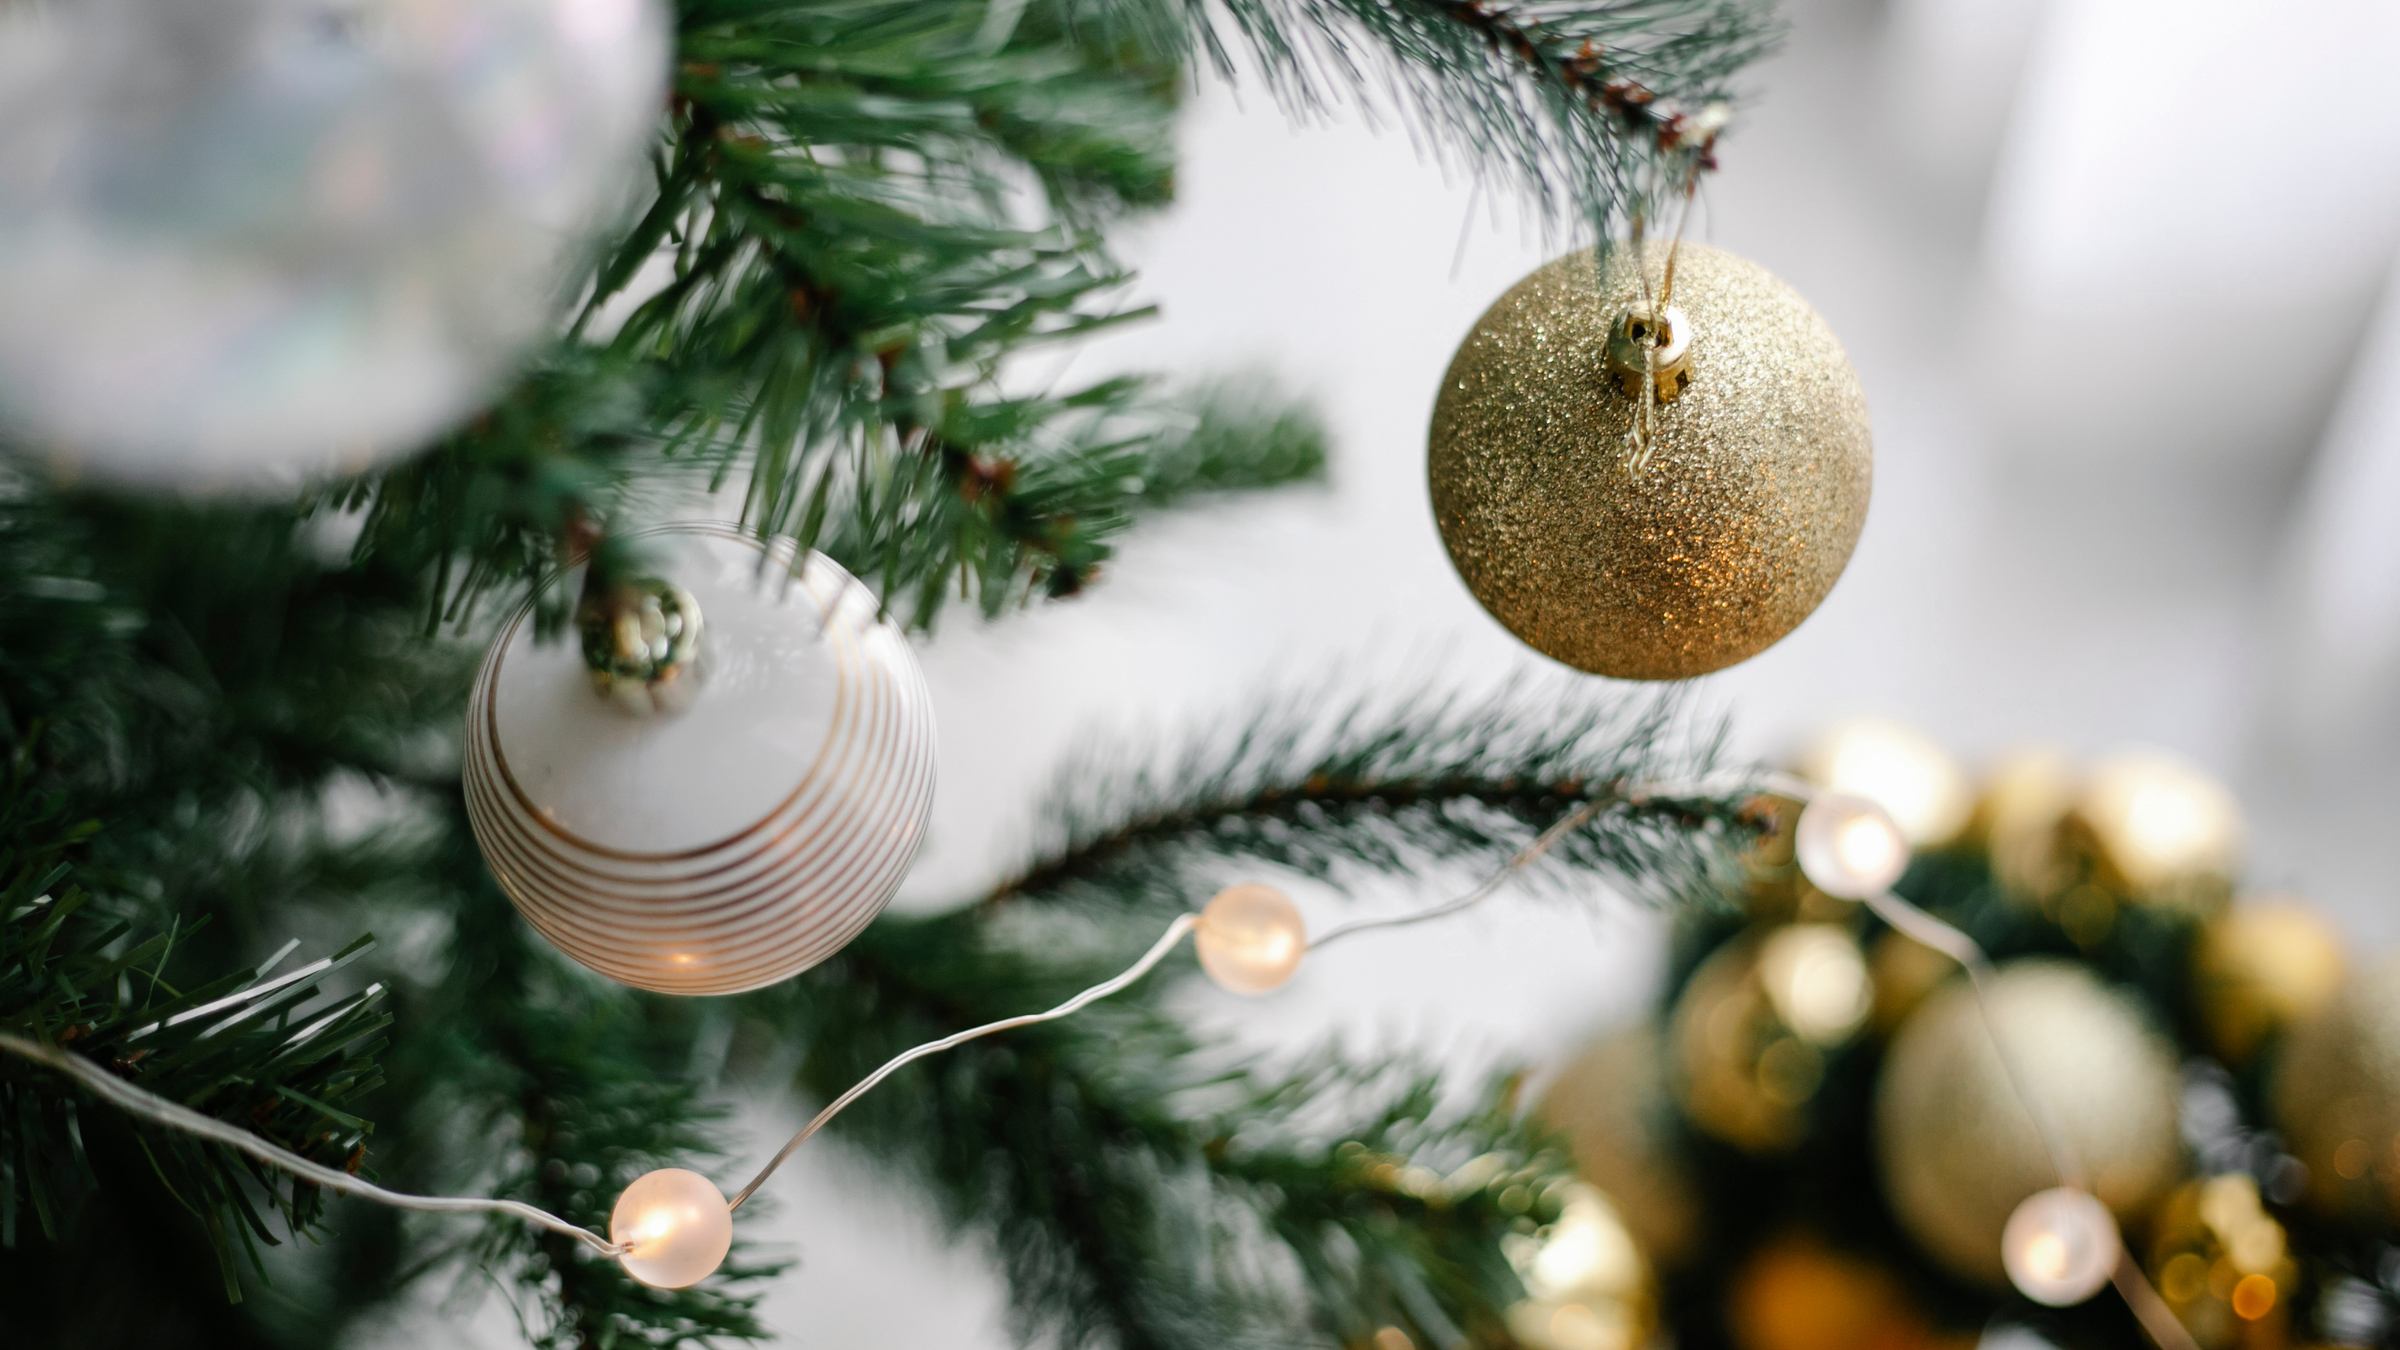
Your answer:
(2147, 1174), (2297, 1348)
(1525, 717), (2400, 1350)
(1982, 744), (2244, 937)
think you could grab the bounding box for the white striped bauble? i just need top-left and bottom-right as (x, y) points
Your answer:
(463, 523), (936, 996)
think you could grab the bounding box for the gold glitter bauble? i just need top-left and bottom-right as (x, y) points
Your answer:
(2061, 749), (2243, 916)
(1875, 960), (2183, 1286)
(1669, 925), (1873, 1153)
(2193, 898), (2347, 1066)
(1967, 747), (2078, 899)
(2272, 953), (2400, 1227)
(1793, 718), (1973, 850)
(1428, 243), (1872, 680)
(1539, 1023), (1704, 1265)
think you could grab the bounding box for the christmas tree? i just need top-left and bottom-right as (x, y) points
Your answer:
(0, 0), (1780, 1345)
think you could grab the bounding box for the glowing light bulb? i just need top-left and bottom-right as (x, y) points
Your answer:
(610, 1168), (733, 1288)
(2001, 1187), (2119, 1306)
(1793, 793), (1909, 900)
(1195, 883), (1306, 995)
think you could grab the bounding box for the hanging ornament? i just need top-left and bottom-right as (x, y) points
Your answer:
(1538, 1023), (1704, 1267)
(2143, 1174), (2297, 1348)
(0, 0), (667, 491)
(2191, 898), (2347, 1067)
(1793, 719), (1972, 851)
(1669, 924), (1873, 1153)
(1874, 960), (2181, 1287)
(2061, 750), (2242, 917)
(1967, 747), (2078, 900)
(2272, 954), (2400, 1226)
(1427, 242), (1871, 680)
(1502, 1182), (1657, 1350)
(463, 523), (937, 996)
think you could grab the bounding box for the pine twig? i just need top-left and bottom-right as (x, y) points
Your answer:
(991, 680), (1752, 911)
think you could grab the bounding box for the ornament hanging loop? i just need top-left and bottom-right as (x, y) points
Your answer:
(576, 570), (705, 716)
(1606, 302), (1692, 403)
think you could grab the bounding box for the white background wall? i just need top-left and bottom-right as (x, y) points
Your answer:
(364, 0), (2400, 1343)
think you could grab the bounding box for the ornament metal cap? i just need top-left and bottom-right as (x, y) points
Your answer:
(1606, 303), (1692, 402)
(578, 575), (705, 717)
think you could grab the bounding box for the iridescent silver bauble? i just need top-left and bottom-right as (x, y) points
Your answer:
(0, 0), (667, 490)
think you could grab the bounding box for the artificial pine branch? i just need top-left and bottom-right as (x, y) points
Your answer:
(800, 375), (1330, 621)
(1154, 0), (1772, 221)
(996, 681), (1747, 910)
(0, 481), (789, 1338)
(0, 876), (391, 1300)
(311, 803), (785, 1350)
(472, 952), (778, 1350)
(754, 908), (1587, 1350)
(326, 0), (1767, 636)
(728, 690), (1755, 1349)
(0, 0), (1779, 1338)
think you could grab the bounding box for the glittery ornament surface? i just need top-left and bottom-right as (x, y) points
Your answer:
(0, 0), (667, 491)
(1429, 243), (1871, 680)
(2272, 953), (2400, 1224)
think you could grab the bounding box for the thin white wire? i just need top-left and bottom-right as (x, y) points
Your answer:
(0, 1031), (626, 1257)
(0, 768), (2212, 1349)
(1857, 886), (2086, 1192)
(737, 778), (1687, 1205)
(728, 913), (1201, 1211)
(1308, 797), (1615, 950)
(1307, 769), (1788, 951)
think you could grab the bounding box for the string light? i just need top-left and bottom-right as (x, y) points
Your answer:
(2002, 1187), (2121, 1306)
(0, 770), (2212, 1350)
(611, 1168), (734, 1288)
(724, 914), (1204, 1212)
(0, 1030), (625, 1257)
(2, 789), (1628, 1267)
(1195, 883), (1308, 994)
(1793, 792), (1909, 899)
